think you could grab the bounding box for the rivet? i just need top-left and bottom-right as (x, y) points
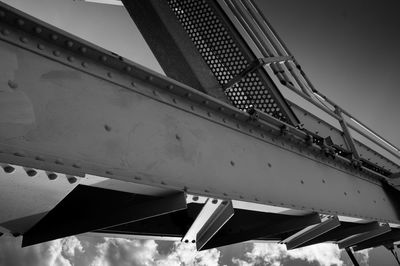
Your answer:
(66, 40), (74, 47)
(51, 34), (58, 41)
(80, 47), (87, 53)
(192, 196), (199, 201)
(322, 179), (326, 183)
(8, 80), (18, 89)
(104, 124), (111, 131)
(344, 192), (347, 196)
(20, 37), (28, 43)
(239, 195), (244, 199)
(34, 27), (42, 34)
(161, 181), (166, 185)
(37, 44), (45, 50)
(300, 180), (304, 184)
(191, 240), (196, 243)
(211, 199), (218, 204)
(53, 50), (60, 56)
(81, 62), (87, 68)
(67, 56), (74, 62)
(67, 175), (77, 184)
(1, 29), (10, 36)
(134, 176), (142, 180)
(105, 171), (113, 175)
(223, 193), (228, 196)
(12, 233), (20, 237)
(46, 172), (57, 180)
(1, 164), (15, 174)
(267, 163), (272, 167)
(204, 189), (209, 193)
(125, 66), (132, 72)
(175, 134), (180, 141)
(25, 168), (38, 177)
(72, 163), (81, 169)
(17, 19), (24, 26)
(184, 239), (189, 243)
(230, 161), (235, 166)
(255, 198), (259, 202)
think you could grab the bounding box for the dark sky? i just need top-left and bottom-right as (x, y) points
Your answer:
(255, 0), (400, 149)
(1, 0), (400, 265)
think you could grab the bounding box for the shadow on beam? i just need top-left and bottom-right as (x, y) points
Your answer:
(202, 210), (320, 250)
(285, 216), (341, 250)
(22, 185), (186, 247)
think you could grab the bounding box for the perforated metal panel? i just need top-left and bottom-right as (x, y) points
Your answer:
(167, 0), (289, 123)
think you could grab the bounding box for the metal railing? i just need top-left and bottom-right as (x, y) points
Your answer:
(218, 0), (400, 164)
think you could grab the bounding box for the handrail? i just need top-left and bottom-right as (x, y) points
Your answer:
(220, 0), (400, 161)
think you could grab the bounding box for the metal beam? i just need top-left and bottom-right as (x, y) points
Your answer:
(202, 211), (321, 250)
(294, 222), (380, 249)
(120, 0), (228, 102)
(94, 202), (203, 239)
(345, 248), (360, 266)
(197, 200), (234, 251)
(338, 224), (392, 249)
(0, 2), (400, 224)
(352, 229), (400, 251)
(22, 186), (187, 246)
(285, 216), (341, 250)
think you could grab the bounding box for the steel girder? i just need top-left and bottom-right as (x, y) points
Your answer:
(0, 2), (399, 225)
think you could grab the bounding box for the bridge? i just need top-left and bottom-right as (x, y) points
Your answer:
(0, 1), (399, 265)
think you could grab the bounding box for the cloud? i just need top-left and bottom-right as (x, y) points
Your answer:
(0, 236), (84, 266)
(232, 243), (370, 266)
(90, 238), (159, 266)
(90, 238), (221, 266)
(156, 241), (220, 266)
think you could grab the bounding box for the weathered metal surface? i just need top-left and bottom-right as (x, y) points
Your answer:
(0, 3), (399, 225)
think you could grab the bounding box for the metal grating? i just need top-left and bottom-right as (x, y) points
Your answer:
(167, 0), (288, 122)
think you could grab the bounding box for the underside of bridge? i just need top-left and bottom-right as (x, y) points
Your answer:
(0, 0), (400, 265)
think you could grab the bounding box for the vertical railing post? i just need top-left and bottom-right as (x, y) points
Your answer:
(334, 107), (360, 163)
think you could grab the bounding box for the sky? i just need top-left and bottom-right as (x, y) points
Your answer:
(0, 0), (400, 265)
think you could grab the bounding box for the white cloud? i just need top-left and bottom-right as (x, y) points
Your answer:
(0, 236), (84, 266)
(90, 238), (159, 266)
(90, 238), (221, 266)
(156, 242), (220, 266)
(232, 243), (367, 266)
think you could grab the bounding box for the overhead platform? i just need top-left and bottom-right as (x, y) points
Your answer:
(1, 1), (400, 264)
